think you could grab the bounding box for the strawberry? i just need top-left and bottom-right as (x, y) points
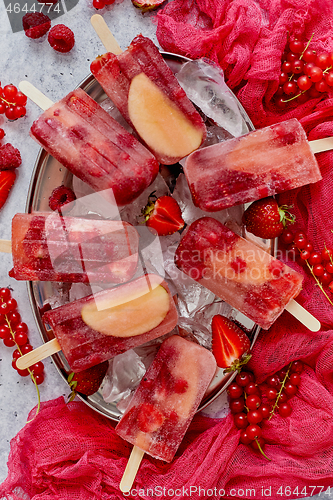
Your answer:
(142, 192), (185, 236)
(211, 315), (251, 371)
(0, 170), (16, 210)
(242, 197), (295, 239)
(67, 360), (109, 401)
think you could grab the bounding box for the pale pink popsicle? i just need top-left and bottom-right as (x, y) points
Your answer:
(30, 88), (159, 206)
(90, 35), (206, 165)
(43, 274), (178, 372)
(174, 217), (303, 329)
(115, 335), (216, 462)
(184, 118), (322, 211)
(9, 213), (139, 284)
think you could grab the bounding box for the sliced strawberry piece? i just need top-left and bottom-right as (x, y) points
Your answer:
(242, 197), (295, 239)
(0, 170), (16, 210)
(211, 315), (251, 370)
(142, 192), (185, 236)
(137, 403), (165, 432)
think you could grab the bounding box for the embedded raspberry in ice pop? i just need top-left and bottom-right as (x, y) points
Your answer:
(174, 217), (303, 330)
(183, 118), (322, 212)
(9, 213), (139, 283)
(115, 335), (216, 462)
(42, 274), (178, 372)
(90, 34), (206, 165)
(29, 88), (159, 206)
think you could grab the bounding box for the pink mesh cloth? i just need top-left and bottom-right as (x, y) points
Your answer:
(2, 1), (333, 498)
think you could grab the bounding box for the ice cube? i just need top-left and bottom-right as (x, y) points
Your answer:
(176, 58), (244, 138)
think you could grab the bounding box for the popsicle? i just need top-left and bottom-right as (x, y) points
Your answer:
(183, 118), (322, 212)
(16, 274), (178, 372)
(9, 213), (139, 284)
(23, 83), (159, 206)
(116, 334), (217, 491)
(174, 217), (319, 330)
(90, 16), (206, 165)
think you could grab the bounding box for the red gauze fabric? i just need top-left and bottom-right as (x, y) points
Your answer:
(2, 0), (333, 498)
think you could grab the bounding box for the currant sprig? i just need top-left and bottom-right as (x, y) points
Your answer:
(0, 287), (44, 419)
(0, 84), (27, 121)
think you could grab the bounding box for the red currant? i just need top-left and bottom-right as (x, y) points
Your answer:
(282, 61), (293, 73)
(233, 412), (248, 429)
(302, 48), (317, 63)
(20, 344), (33, 355)
(246, 394), (262, 410)
(266, 387), (278, 400)
(315, 52), (331, 69)
(293, 232), (307, 249)
(14, 91), (27, 106)
(283, 81), (297, 96)
(17, 368), (30, 377)
(7, 311), (21, 326)
(258, 404), (271, 420)
(300, 249), (311, 260)
(308, 66), (323, 82)
(286, 52), (298, 63)
(240, 429), (253, 445)
(13, 106), (26, 119)
(6, 298), (17, 312)
(325, 71), (333, 86)
(14, 332), (28, 346)
(3, 84), (17, 101)
(297, 75), (312, 91)
(93, 0), (105, 7)
(325, 262), (333, 274)
(247, 410), (263, 424)
(246, 424), (262, 441)
(278, 402), (292, 417)
(266, 375), (281, 388)
(289, 373), (301, 386)
(289, 39), (304, 54)
(31, 361), (44, 376)
(315, 80), (329, 93)
(0, 128), (5, 140)
(15, 322), (28, 334)
(235, 372), (253, 387)
(321, 247), (333, 261)
(0, 288), (11, 301)
(228, 383), (243, 399)
(290, 360), (304, 373)
(291, 60), (304, 74)
(284, 382), (298, 397)
(313, 264), (324, 277)
(5, 107), (16, 120)
(34, 373), (45, 385)
(250, 437), (266, 451)
(3, 337), (16, 347)
(229, 397), (245, 413)
(280, 229), (294, 245)
(321, 271), (333, 286)
(278, 391), (289, 403)
(245, 382), (260, 395)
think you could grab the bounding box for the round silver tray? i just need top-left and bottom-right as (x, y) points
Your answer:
(25, 52), (262, 422)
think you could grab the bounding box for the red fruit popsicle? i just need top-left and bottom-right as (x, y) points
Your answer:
(29, 87), (159, 206)
(174, 217), (305, 330)
(17, 274), (178, 373)
(9, 213), (139, 284)
(183, 118), (322, 212)
(90, 32), (206, 165)
(116, 334), (217, 491)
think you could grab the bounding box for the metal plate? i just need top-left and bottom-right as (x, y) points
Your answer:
(25, 52), (261, 421)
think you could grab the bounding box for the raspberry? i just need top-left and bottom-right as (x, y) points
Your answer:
(48, 185), (76, 211)
(22, 13), (51, 39)
(48, 25), (75, 53)
(0, 143), (22, 170)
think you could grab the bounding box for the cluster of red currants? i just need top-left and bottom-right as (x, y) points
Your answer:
(0, 287), (44, 384)
(280, 228), (333, 291)
(0, 83), (27, 121)
(228, 361), (304, 457)
(275, 37), (333, 108)
(93, 0), (115, 9)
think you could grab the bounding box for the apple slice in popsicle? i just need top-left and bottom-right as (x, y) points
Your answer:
(16, 274), (178, 372)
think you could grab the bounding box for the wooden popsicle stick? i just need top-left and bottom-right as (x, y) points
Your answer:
(16, 337), (61, 370)
(286, 299), (321, 332)
(310, 137), (333, 154)
(0, 239), (11, 253)
(91, 14), (123, 55)
(19, 81), (54, 111)
(119, 446), (145, 493)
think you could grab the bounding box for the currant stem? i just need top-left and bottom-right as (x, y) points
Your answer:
(255, 438), (271, 461)
(268, 362), (292, 420)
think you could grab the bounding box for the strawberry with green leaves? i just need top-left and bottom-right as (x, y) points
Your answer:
(242, 197), (295, 239)
(211, 315), (251, 371)
(67, 360), (109, 402)
(142, 192), (185, 236)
